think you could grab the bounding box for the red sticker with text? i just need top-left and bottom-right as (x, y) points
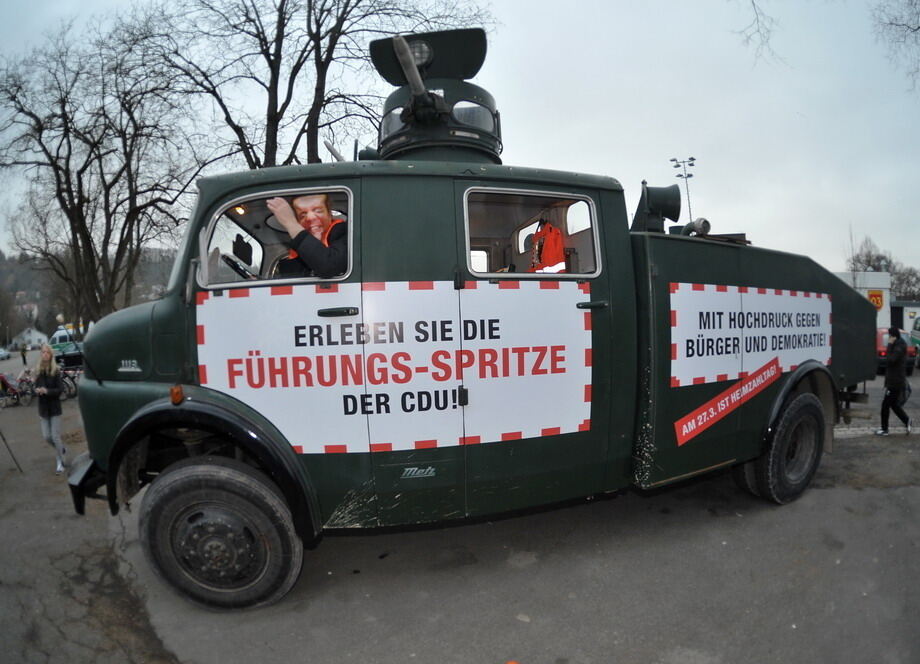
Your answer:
(674, 357), (781, 446)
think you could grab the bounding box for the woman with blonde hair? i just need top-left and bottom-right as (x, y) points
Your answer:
(35, 344), (66, 473)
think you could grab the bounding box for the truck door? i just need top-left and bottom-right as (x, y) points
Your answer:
(193, 184), (374, 524)
(360, 176), (466, 526)
(457, 185), (612, 515)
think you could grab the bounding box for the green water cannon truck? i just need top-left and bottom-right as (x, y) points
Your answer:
(67, 28), (876, 608)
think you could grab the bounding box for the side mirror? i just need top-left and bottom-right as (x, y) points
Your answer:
(233, 233), (253, 266)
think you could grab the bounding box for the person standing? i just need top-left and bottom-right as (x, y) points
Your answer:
(34, 345), (66, 473)
(20, 346), (27, 366)
(876, 327), (911, 436)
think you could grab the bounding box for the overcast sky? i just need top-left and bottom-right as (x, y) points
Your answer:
(2, 0), (917, 273)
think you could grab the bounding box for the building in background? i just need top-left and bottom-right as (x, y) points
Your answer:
(835, 271), (890, 329)
(12, 327), (48, 349)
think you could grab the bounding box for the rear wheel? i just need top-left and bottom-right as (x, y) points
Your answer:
(731, 459), (761, 497)
(139, 456), (304, 609)
(755, 393), (825, 504)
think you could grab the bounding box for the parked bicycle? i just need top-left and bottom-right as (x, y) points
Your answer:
(59, 366), (81, 401)
(0, 371), (35, 408)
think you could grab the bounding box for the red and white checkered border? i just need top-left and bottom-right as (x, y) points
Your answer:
(289, 418), (595, 454)
(669, 282), (831, 300)
(668, 281), (832, 386)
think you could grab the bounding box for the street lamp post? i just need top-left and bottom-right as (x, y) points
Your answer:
(670, 156), (696, 222)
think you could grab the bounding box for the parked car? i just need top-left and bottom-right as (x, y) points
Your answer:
(877, 328), (917, 375)
(56, 346), (84, 369)
(910, 316), (920, 348)
(0, 347), (10, 360)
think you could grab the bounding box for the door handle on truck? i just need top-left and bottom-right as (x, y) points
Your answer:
(576, 300), (608, 310)
(317, 307), (360, 317)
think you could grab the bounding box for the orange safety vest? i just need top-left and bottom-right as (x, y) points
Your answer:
(288, 218), (346, 259)
(528, 222), (566, 273)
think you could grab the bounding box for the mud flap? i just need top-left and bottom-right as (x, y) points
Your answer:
(67, 452), (107, 515)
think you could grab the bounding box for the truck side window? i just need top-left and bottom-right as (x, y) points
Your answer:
(466, 190), (598, 276)
(202, 189), (350, 286)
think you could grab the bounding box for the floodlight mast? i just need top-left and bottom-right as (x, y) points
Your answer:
(670, 157), (696, 221)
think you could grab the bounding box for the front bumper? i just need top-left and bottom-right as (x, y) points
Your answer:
(67, 452), (108, 515)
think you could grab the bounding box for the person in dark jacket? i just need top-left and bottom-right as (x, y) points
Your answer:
(34, 344), (66, 472)
(267, 194), (347, 278)
(876, 327), (911, 436)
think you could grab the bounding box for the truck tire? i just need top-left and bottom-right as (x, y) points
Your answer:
(755, 393), (824, 504)
(139, 456), (304, 609)
(730, 460), (761, 497)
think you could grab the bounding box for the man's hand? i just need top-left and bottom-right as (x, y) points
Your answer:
(266, 197), (302, 239)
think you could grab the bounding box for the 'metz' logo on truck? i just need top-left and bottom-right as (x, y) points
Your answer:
(400, 466), (436, 479)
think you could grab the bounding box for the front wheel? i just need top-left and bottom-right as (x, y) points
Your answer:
(755, 393), (825, 504)
(139, 456), (304, 609)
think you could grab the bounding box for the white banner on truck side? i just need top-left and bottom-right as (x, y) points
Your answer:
(195, 280), (592, 454)
(669, 282), (832, 386)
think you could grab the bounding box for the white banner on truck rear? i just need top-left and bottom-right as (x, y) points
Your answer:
(669, 283), (831, 386)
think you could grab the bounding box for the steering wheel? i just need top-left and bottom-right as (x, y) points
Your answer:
(221, 253), (257, 280)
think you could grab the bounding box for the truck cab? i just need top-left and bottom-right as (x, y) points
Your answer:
(68, 28), (876, 609)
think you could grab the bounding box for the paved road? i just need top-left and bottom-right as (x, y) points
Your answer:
(0, 355), (178, 663)
(1, 356), (917, 663)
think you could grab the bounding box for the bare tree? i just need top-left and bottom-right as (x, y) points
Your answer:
(0, 24), (216, 323)
(846, 236), (920, 299)
(738, 1), (920, 84)
(736, 0), (779, 60)
(874, 0), (920, 84)
(893, 265), (920, 299)
(847, 237), (897, 273)
(126, 0), (491, 168)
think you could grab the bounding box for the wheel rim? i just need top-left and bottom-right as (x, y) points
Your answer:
(170, 502), (269, 591)
(783, 418), (818, 484)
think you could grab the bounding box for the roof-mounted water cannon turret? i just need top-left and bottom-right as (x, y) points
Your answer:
(370, 28), (502, 163)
